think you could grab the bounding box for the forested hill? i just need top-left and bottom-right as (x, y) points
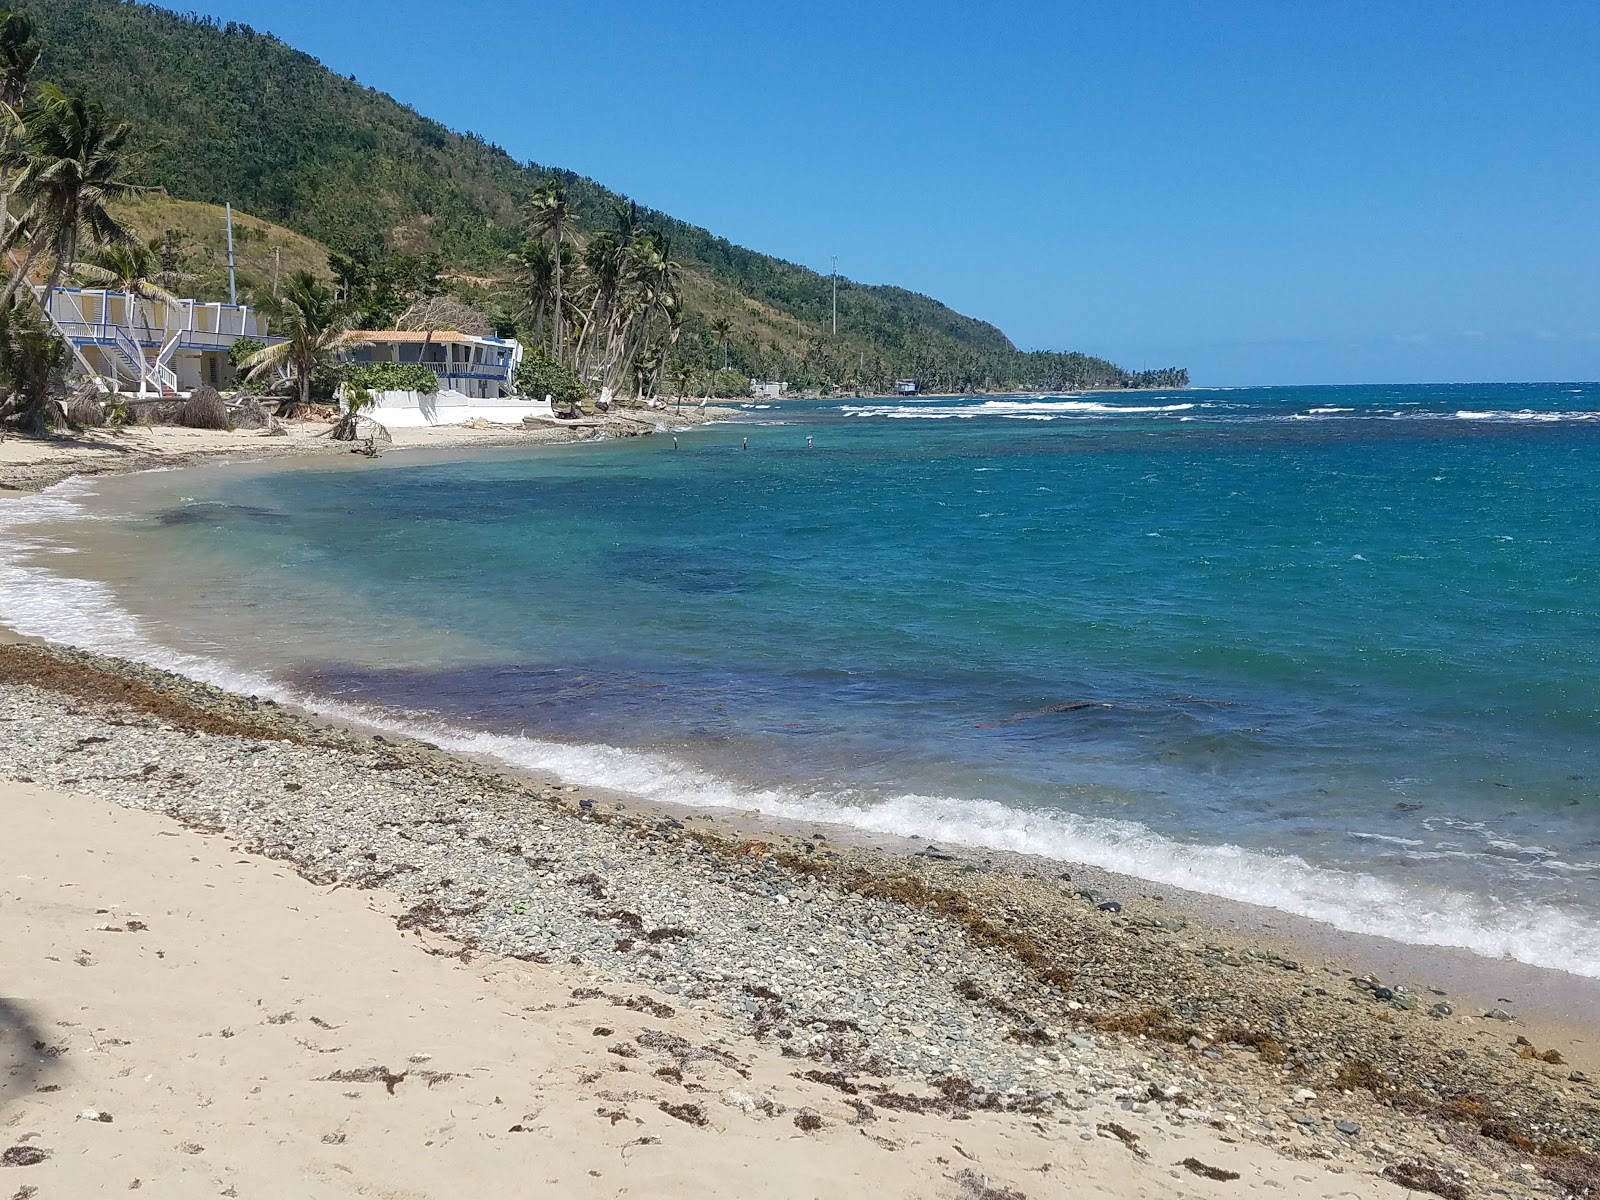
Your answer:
(20, 0), (1186, 392)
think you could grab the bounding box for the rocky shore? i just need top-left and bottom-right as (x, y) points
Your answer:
(3, 640), (1597, 1199)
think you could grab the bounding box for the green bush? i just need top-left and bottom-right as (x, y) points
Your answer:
(513, 352), (584, 405)
(228, 336), (264, 369)
(342, 361), (439, 394)
(709, 368), (751, 397)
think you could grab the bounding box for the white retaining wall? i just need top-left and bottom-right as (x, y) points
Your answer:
(362, 389), (553, 428)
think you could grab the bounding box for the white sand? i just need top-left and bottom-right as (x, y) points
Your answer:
(0, 780), (1404, 1198)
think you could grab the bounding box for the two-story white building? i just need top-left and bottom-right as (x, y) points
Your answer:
(41, 286), (273, 395)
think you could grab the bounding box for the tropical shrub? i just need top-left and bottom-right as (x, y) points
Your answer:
(228, 336), (264, 369)
(513, 351), (583, 404)
(709, 368), (751, 397)
(0, 298), (69, 434)
(342, 361), (438, 394)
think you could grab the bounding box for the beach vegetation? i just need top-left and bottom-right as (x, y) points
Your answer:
(0, 290), (67, 432)
(240, 269), (354, 416)
(329, 382), (373, 440)
(342, 360), (437, 395)
(227, 335), (263, 369)
(0, 7), (40, 239)
(523, 179), (573, 363)
(706, 368), (750, 397)
(513, 349), (583, 408)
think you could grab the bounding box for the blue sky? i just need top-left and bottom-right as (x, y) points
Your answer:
(175, 1), (1595, 385)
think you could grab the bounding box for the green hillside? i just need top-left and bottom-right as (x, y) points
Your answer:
(19, 0), (1185, 392)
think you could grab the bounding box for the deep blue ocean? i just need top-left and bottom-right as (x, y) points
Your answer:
(5, 382), (1599, 974)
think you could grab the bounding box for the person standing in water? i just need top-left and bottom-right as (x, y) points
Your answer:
(742, 437), (748, 451)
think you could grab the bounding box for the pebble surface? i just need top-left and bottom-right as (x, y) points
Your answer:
(2, 641), (1596, 1200)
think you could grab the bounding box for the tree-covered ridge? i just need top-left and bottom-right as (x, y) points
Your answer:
(19, 0), (1186, 393)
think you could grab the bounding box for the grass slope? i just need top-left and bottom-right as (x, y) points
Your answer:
(109, 195), (330, 306)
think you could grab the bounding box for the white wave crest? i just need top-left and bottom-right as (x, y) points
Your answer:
(1454, 409), (1600, 422)
(840, 400), (1196, 420)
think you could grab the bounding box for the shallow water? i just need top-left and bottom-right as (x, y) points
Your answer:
(4, 382), (1599, 975)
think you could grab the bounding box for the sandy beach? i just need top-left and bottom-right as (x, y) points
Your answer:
(0, 406), (739, 495)
(3, 773), (1408, 1200)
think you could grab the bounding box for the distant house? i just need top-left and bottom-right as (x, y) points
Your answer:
(41, 286), (272, 395)
(341, 330), (539, 427)
(751, 379), (788, 399)
(895, 379), (918, 395)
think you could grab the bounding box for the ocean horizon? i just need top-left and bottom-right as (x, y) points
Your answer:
(4, 381), (1598, 978)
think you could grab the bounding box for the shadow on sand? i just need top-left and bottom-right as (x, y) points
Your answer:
(0, 995), (64, 1105)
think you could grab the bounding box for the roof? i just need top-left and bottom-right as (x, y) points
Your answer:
(346, 330), (510, 347)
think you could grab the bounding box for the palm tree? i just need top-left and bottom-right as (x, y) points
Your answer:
(523, 179), (573, 367)
(507, 239), (552, 348)
(74, 240), (181, 389)
(0, 9), (40, 244)
(0, 85), (140, 313)
(241, 270), (354, 417)
(617, 226), (680, 399)
(711, 315), (732, 371)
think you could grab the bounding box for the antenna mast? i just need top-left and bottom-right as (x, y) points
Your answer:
(225, 202), (237, 305)
(831, 255), (838, 336)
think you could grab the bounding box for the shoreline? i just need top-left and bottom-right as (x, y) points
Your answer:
(0, 405), (739, 495)
(3, 636), (1599, 1198)
(2, 424), (1598, 1195)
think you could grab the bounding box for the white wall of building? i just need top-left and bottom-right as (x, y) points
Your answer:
(364, 389), (554, 428)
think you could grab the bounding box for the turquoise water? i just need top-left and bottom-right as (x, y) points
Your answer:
(5, 382), (1600, 973)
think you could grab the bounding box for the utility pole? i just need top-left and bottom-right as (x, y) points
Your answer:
(272, 247), (280, 299)
(225, 202), (237, 305)
(831, 255), (838, 337)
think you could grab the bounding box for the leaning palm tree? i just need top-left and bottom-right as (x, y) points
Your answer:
(241, 270), (354, 417)
(0, 85), (140, 313)
(522, 179), (573, 366)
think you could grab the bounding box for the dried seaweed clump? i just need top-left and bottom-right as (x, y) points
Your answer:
(1381, 1162), (1467, 1200)
(658, 1101), (707, 1127)
(1180, 1157), (1240, 1181)
(0, 644), (299, 743)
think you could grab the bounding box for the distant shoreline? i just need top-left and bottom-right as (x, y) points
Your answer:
(0, 405), (739, 495)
